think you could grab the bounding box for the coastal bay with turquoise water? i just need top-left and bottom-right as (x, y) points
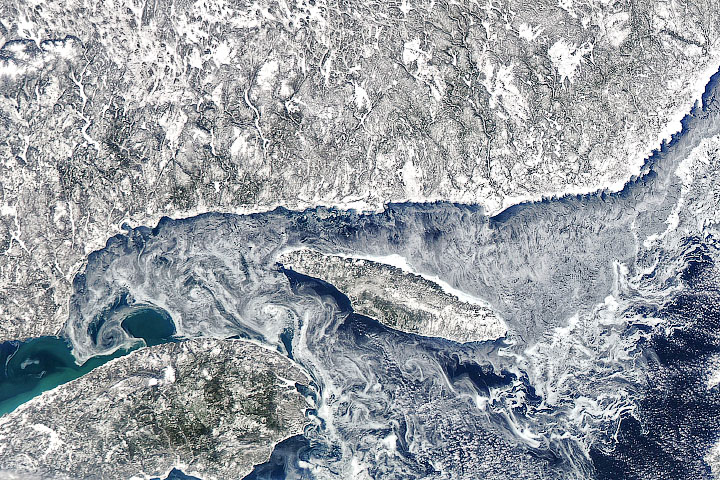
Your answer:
(0, 308), (177, 416)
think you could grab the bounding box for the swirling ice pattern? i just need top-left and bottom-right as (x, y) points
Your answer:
(64, 72), (720, 478)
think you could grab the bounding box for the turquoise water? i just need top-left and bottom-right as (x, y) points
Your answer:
(0, 308), (176, 416)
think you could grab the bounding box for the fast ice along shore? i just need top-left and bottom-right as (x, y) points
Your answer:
(2, 0), (720, 343)
(0, 64), (719, 477)
(60, 64), (720, 364)
(278, 249), (507, 343)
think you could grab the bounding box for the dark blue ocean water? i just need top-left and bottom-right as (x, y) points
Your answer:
(121, 307), (176, 346)
(153, 468), (202, 480)
(242, 435), (315, 480)
(590, 238), (720, 480)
